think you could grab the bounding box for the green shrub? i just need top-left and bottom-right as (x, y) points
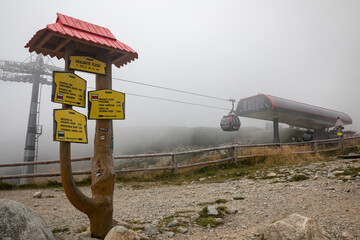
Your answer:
(289, 174), (309, 182)
(215, 199), (228, 204)
(233, 196), (244, 200)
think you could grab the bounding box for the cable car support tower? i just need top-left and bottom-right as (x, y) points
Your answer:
(0, 54), (62, 183)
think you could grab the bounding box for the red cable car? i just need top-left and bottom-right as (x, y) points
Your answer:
(220, 113), (241, 131)
(220, 99), (241, 132)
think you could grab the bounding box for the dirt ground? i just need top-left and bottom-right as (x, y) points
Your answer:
(1, 157), (359, 239)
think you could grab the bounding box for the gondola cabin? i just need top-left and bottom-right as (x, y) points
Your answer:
(220, 114), (241, 132)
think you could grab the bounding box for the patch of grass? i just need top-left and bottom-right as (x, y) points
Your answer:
(195, 206), (228, 228)
(129, 220), (146, 224)
(132, 226), (144, 231)
(0, 177), (90, 191)
(198, 206), (209, 217)
(44, 180), (62, 188)
(215, 199), (228, 204)
(0, 182), (16, 190)
(197, 201), (215, 206)
(75, 226), (87, 234)
(233, 196), (244, 200)
(289, 174), (309, 182)
(270, 180), (284, 184)
(195, 217), (221, 228)
(45, 195), (55, 198)
(75, 176), (92, 187)
(52, 227), (69, 233)
(216, 206), (230, 215)
(343, 167), (360, 177)
(198, 199), (228, 206)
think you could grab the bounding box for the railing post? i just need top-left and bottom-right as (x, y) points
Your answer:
(226, 147), (234, 163)
(339, 137), (345, 154)
(234, 146), (238, 163)
(313, 141), (318, 154)
(171, 154), (178, 174)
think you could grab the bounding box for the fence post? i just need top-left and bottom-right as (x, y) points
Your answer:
(234, 146), (238, 163)
(313, 141), (318, 154)
(227, 147), (232, 163)
(339, 137), (345, 154)
(171, 154), (178, 174)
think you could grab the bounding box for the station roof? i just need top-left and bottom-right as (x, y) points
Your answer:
(235, 94), (352, 129)
(25, 13), (138, 68)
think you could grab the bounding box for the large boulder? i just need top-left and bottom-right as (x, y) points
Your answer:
(262, 213), (332, 240)
(104, 226), (140, 240)
(0, 199), (55, 240)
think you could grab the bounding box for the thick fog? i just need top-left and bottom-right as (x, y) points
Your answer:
(0, 0), (360, 166)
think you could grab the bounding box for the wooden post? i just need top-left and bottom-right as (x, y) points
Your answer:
(234, 146), (238, 163)
(227, 147), (233, 163)
(59, 43), (98, 224)
(171, 154), (178, 174)
(313, 141), (318, 154)
(89, 48), (115, 238)
(339, 137), (345, 154)
(59, 45), (115, 239)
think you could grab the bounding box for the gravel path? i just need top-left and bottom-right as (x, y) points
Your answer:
(1, 158), (359, 239)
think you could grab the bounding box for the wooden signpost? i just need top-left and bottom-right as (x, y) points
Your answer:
(53, 109), (87, 143)
(52, 72), (86, 107)
(25, 13), (138, 239)
(69, 56), (107, 75)
(88, 89), (125, 119)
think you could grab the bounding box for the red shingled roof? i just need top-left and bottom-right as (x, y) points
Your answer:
(25, 13), (138, 68)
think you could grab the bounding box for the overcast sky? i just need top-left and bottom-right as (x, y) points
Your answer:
(0, 0), (360, 162)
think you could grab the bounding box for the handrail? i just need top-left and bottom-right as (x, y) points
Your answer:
(0, 137), (359, 181)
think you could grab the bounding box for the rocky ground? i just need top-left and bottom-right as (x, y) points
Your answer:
(1, 157), (359, 240)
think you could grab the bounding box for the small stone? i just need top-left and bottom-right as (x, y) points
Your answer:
(77, 230), (91, 239)
(251, 233), (263, 240)
(333, 170), (344, 175)
(138, 233), (149, 240)
(177, 226), (188, 233)
(215, 218), (223, 224)
(116, 219), (131, 229)
(104, 226), (140, 240)
(166, 220), (178, 228)
(163, 231), (175, 238)
(33, 202), (39, 207)
(199, 178), (206, 181)
(144, 223), (159, 237)
(53, 207), (57, 210)
(344, 175), (352, 180)
(228, 207), (238, 214)
(341, 231), (354, 240)
(205, 224), (211, 232)
(190, 214), (200, 221)
(266, 172), (277, 177)
(33, 191), (42, 199)
(207, 206), (218, 216)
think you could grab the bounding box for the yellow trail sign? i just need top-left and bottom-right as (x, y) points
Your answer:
(88, 89), (125, 119)
(53, 109), (88, 143)
(69, 56), (106, 75)
(52, 72), (86, 107)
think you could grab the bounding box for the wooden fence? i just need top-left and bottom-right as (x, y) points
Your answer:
(1, 137), (359, 181)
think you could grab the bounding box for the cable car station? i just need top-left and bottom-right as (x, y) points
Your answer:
(235, 94), (352, 143)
